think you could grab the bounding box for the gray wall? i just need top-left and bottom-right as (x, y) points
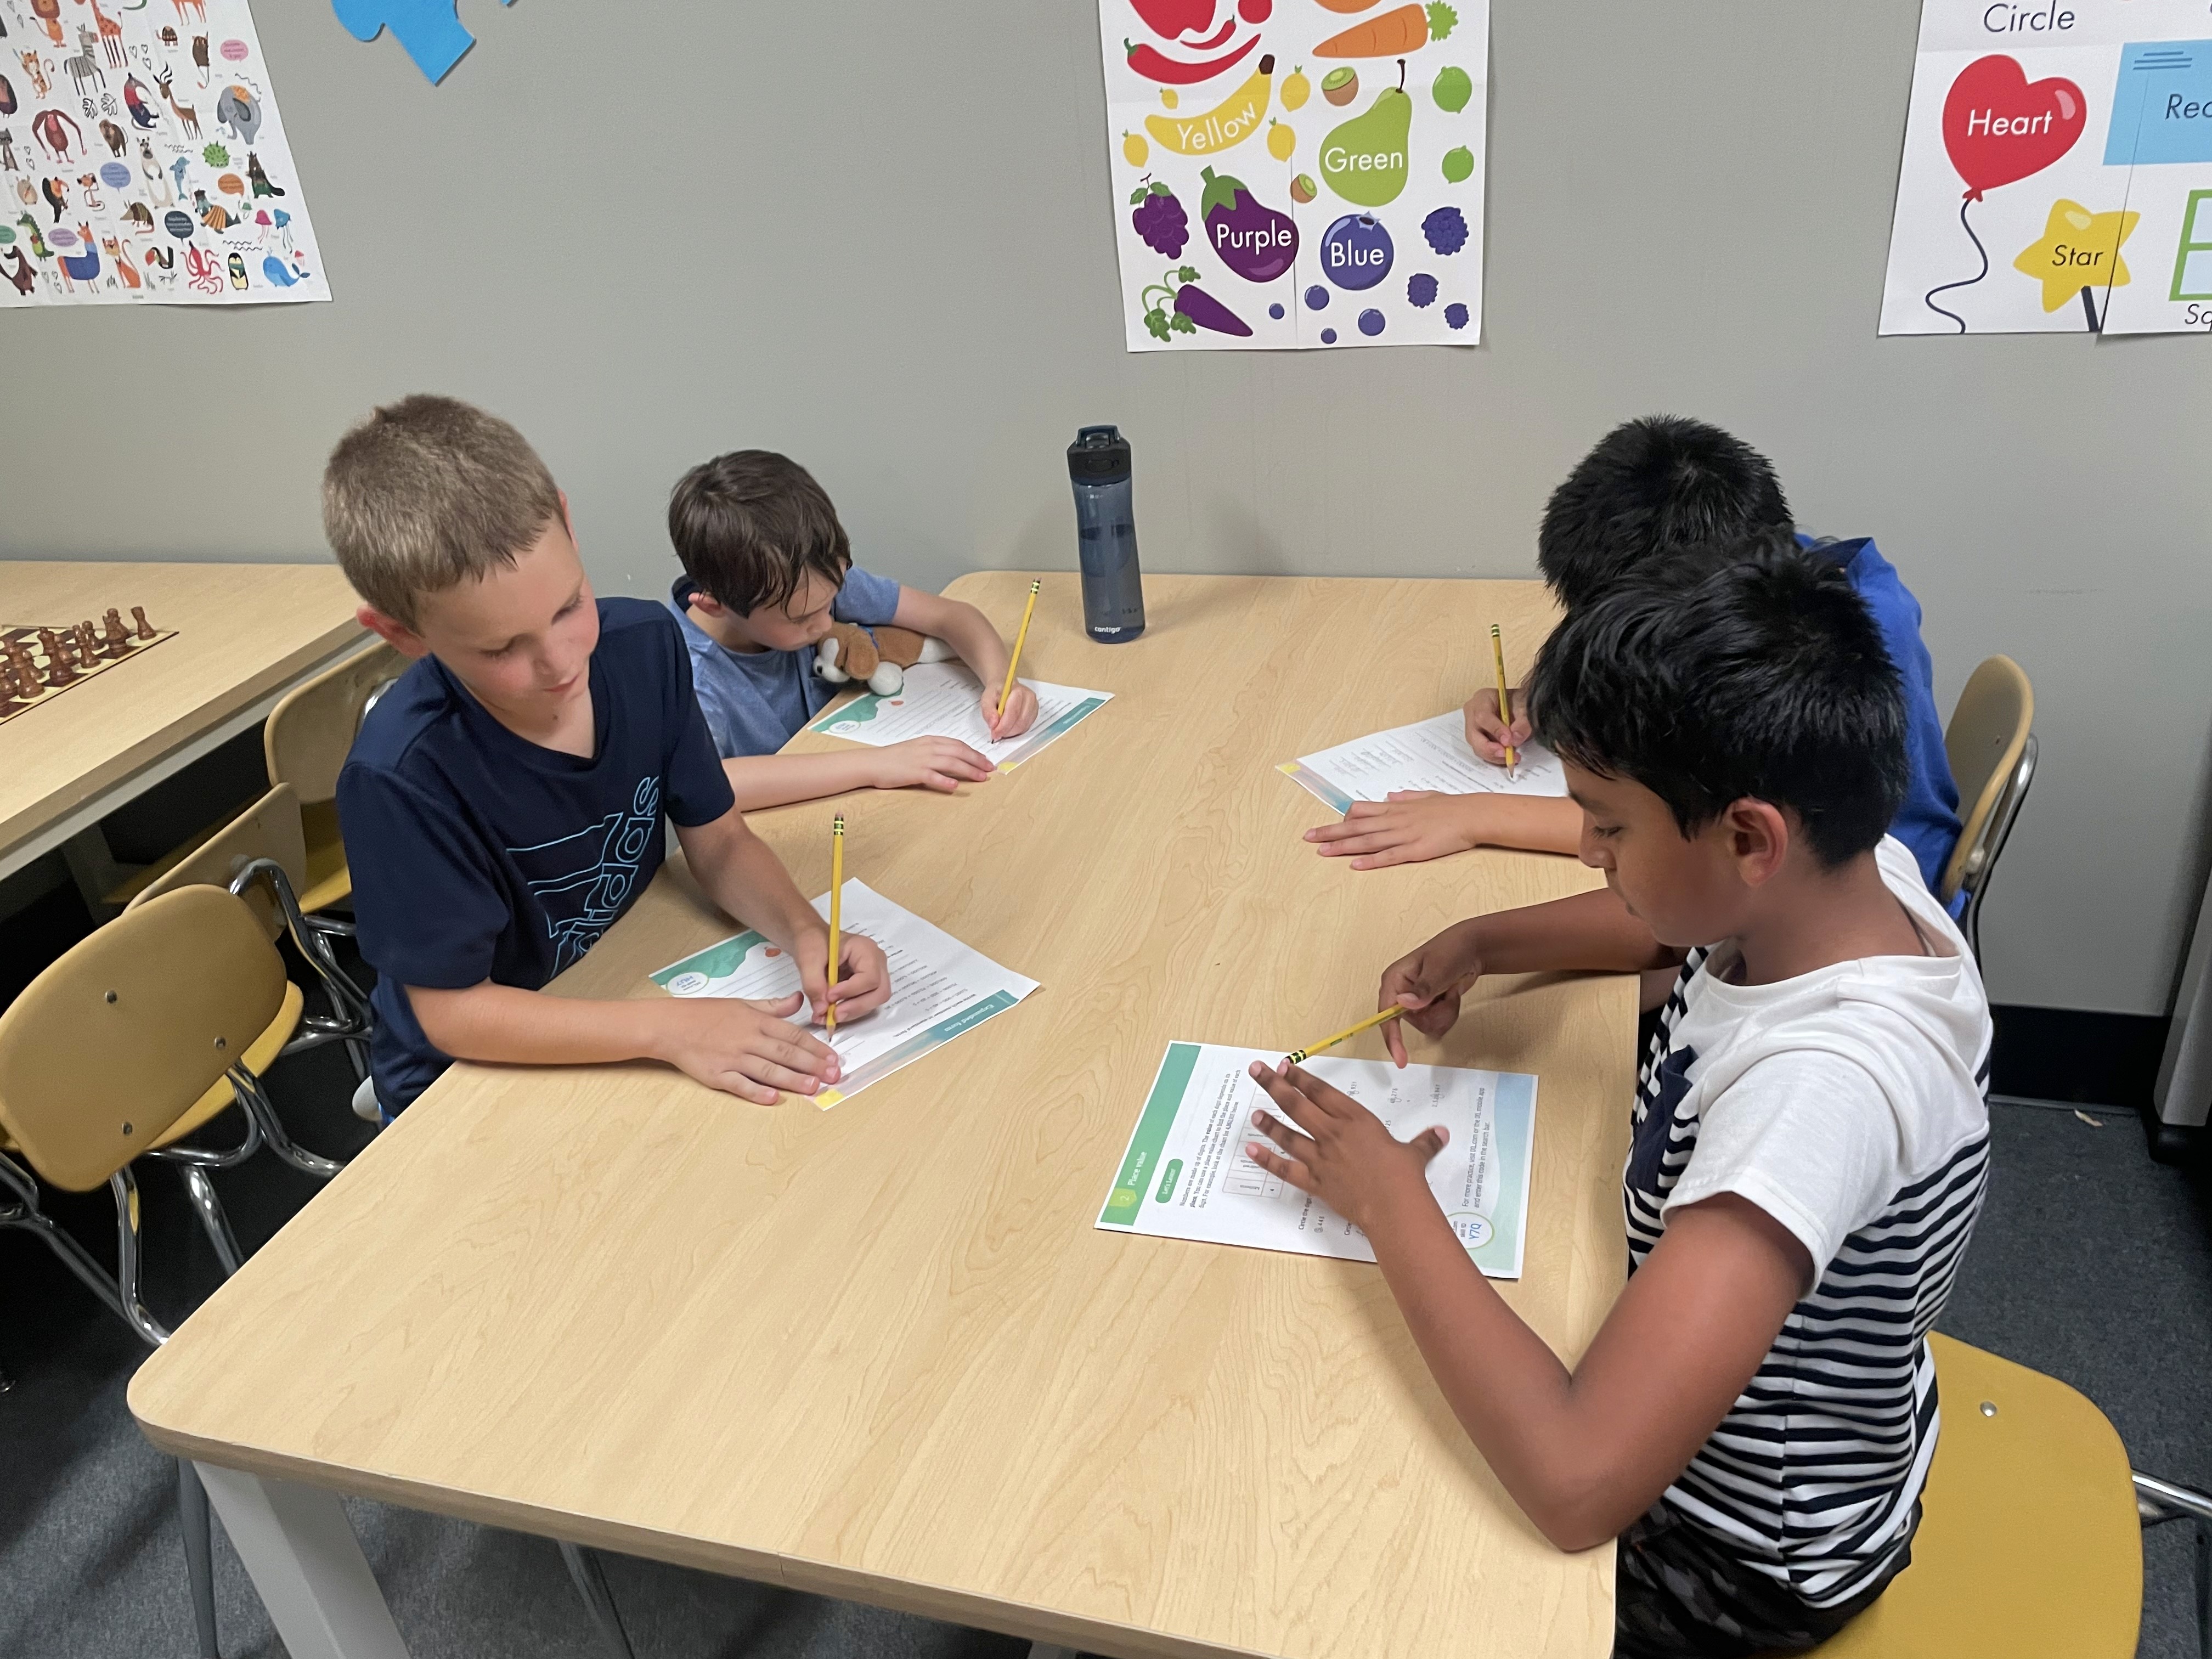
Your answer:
(2, 1), (2204, 1015)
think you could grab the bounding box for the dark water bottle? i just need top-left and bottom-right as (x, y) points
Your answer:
(1068, 425), (1145, 644)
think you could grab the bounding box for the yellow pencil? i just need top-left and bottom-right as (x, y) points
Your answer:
(826, 814), (844, 1034)
(1285, 1005), (1402, 1066)
(995, 580), (1042, 736)
(1491, 622), (1518, 780)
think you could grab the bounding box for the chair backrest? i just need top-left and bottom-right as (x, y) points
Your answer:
(1802, 1333), (2139, 1657)
(263, 641), (405, 806)
(1939, 655), (2035, 907)
(0, 887), (287, 1192)
(127, 782), (308, 942)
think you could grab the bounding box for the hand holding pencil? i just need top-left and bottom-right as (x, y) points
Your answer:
(986, 580), (1042, 741)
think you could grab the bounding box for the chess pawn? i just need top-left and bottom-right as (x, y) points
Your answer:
(6, 641), (38, 697)
(38, 629), (75, 685)
(76, 621), (101, 665)
(132, 606), (154, 640)
(103, 608), (131, 653)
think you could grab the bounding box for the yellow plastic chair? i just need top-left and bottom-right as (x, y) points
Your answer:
(262, 641), (403, 916)
(1803, 1333), (2211, 1658)
(128, 782), (374, 1085)
(1938, 657), (2036, 960)
(0, 885), (351, 1659)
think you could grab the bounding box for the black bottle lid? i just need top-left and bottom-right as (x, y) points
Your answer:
(1068, 425), (1131, 486)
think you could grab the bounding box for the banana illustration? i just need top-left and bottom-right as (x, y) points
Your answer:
(1144, 55), (1276, 156)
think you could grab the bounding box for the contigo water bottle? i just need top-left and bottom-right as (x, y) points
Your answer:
(1068, 425), (1146, 644)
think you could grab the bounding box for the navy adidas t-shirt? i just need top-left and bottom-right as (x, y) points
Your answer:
(337, 599), (736, 1113)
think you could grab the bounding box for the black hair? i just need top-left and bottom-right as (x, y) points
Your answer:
(667, 450), (851, 616)
(1526, 533), (1907, 867)
(1537, 416), (1794, 612)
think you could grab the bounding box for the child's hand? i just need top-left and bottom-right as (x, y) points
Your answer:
(1378, 922), (1486, 1065)
(1305, 791), (1480, 870)
(653, 995), (840, 1104)
(796, 929), (890, 1026)
(870, 737), (996, 793)
(1241, 1059), (1448, 1234)
(1463, 686), (1533, 768)
(983, 680), (1039, 741)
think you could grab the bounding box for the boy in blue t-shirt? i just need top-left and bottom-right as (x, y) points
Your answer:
(662, 450), (1041, 810)
(1306, 417), (1965, 902)
(325, 397), (889, 1117)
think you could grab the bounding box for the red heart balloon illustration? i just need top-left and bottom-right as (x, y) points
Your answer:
(1942, 55), (2085, 200)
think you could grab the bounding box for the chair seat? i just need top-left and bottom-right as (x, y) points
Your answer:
(298, 801), (352, 914)
(1801, 1333), (2139, 1658)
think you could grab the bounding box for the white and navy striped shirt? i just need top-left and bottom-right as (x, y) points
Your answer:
(1626, 837), (1992, 1607)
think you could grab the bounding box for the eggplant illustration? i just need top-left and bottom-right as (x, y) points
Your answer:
(1199, 165), (1299, 284)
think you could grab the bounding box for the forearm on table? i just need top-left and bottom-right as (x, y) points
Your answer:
(408, 981), (674, 1068)
(1460, 795), (1582, 856)
(900, 590), (1008, 682)
(1462, 888), (1680, 978)
(721, 751), (883, 812)
(682, 814), (825, 950)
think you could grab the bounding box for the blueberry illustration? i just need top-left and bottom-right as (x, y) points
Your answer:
(1358, 308), (1385, 336)
(1407, 273), (1438, 308)
(1268, 302), (1285, 320)
(1304, 285), (1330, 311)
(1321, 326), (1338, 343)
(1422, 206), (1469, 256)
(1444, 302), (1470, 330)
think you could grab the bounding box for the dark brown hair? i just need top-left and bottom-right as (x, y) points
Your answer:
(667, 450), (850, 616)
(321, 395), (562, 629)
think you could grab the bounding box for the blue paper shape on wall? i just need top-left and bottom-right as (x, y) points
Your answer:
(331, 0), (516, 85)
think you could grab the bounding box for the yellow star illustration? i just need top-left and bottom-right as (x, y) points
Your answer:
(2013, 200), (2139, 313)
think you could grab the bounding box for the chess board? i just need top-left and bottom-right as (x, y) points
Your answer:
(0, 618), (179, 727)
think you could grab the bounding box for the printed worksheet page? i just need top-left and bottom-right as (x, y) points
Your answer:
(809, 661), (1112, 770)
(651, 879), (1039, 1108)
(1281, 711), (1567, 814)
(1097, 1042), (1536, 1279)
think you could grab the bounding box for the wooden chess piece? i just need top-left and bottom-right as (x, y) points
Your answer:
(5, 640), (38, 697)
(38, 629), (75, 685)
(103, 608), (131, 654)
(132, 605), (154, 640)
(75, 621), (101, 667)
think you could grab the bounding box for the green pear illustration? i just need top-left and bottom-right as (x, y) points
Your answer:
(1319, 58), (1411, 207)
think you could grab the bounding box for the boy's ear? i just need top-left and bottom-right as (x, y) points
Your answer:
(357, 604), (432, 661)
(689, 589), (729, 618)
(1720, 797), (1791, 888)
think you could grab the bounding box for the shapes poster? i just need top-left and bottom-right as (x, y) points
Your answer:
(1881, 0), (2212, 335)
(0, 0), (326, 308)
(1097, 0), (1487, 351)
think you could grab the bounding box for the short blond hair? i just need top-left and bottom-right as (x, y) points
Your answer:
(322, 395), (562, 628)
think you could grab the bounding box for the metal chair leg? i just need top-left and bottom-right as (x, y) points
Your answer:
(227, 1066), (345, 1181)
(107, 1167), (171, 1346)
(557, 1539), (636, 1659)
(178, 1460), (221, 1659)
(179, 1166), (244, 1277)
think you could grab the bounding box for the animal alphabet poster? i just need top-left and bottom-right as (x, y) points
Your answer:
(1097, 0), (1487, 351)
(1881, 0), (2212, 335)
(0, 0), (326, 308)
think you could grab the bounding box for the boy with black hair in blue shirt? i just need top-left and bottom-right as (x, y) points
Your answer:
(326, 396), (889, 1119)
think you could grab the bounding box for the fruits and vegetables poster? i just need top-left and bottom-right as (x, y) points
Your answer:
(1880, 0), (2212, 335)
(0, 0), (326, 308)
(1100, 0), (1487, 351)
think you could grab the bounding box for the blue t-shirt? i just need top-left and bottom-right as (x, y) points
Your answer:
(1803, 534), (1963, 900)
(337, 599), (736, 1113)
(665, 565), (902, 759)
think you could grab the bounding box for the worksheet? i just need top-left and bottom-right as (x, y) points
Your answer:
(650, 879), (1039, 1109)
(808, 661), (1113, 771)
(1278, 710), (1566, 815)
(1097, 1042), (1536, 1279)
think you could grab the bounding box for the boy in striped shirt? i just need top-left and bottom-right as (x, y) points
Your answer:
(1242, 539), (1990, 1657)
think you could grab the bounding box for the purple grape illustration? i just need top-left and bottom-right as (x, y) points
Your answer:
(1444, 302), (1470, 330)
(1305, 284), (1330, 311)
(1130, 182), (1189, 259)
(1422, 205), (1469, 256)
(1407, 273), (1438, 308)
(1139, 265), (1252, 341)
(1358, 308), (1386, 336)
(1321, 327), (1338, 343)
(1199, 165), (1299, 283)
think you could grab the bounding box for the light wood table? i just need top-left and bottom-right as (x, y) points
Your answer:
(131, 575), (1634, 1659)
(0, 561), (367, 882)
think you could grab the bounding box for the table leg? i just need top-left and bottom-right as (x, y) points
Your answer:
(1026, 1646), (1078, 1659)
(193, 1463), (411, 1659)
